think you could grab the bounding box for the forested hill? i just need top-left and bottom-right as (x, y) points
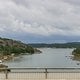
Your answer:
(0, 37), (39, 56)
(29, 42), (80, 48)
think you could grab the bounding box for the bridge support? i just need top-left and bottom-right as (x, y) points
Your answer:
(45, 68), (48, 79)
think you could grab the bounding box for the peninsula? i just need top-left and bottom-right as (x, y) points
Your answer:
(0, 37), (41, 61)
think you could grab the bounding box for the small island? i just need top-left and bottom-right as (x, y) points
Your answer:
(0, 37), (41, 61)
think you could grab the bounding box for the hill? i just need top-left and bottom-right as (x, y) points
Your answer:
(0, 37), (41, 60)
(29, 42), (80, 48)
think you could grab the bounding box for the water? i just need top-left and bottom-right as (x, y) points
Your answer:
(4, 48), (80, 68)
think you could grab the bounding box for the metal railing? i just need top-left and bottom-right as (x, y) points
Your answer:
(0, 68), (80, 79)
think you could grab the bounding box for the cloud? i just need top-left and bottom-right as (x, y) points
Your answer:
(62, 0), (80, 6)
(0, 0), (80, 42)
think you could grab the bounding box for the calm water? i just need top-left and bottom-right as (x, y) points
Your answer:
(4, 48), (80, 68)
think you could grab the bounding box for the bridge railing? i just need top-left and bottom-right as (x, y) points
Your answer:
(0, 68), (80, 79)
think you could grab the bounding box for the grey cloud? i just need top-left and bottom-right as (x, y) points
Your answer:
(62, 0), (80, 6)
(0, 0), (80, 38)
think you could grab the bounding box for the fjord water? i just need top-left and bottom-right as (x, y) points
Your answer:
(5, 48), (80, 68)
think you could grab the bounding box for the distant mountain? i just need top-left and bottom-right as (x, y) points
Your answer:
(29, 42), (80, 48)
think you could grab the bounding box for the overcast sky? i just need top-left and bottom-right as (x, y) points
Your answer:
(0, 0), (80, 43)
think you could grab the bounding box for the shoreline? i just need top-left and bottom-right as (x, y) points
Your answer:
(0, 51), (42, 62)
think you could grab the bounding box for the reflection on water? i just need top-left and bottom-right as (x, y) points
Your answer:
(4, 48), (80, 68)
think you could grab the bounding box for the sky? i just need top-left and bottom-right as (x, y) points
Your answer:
(0, 0), (80, 43)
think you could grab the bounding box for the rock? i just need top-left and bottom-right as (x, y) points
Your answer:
(77, 63), (80, 65)
(0, 64), (11, 72)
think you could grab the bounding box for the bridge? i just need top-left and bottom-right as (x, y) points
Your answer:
(0, 68), (80, 80)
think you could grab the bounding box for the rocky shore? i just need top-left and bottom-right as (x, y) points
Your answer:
(0, 54), (14, 61)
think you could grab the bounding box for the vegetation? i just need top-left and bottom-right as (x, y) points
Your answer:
(72, 48), (80, 61)
(0, 46), (35, 55)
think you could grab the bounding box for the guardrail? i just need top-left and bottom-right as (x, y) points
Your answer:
(0, 68), (80, 79)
